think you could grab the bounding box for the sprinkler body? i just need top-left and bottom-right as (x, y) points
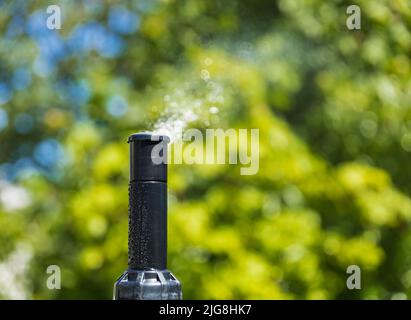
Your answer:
(114, 132), (182, 300)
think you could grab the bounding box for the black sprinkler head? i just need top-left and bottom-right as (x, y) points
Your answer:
(113, 132), (182, 300)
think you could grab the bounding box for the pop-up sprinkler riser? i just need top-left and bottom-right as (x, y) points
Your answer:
(114, 132), (182, 300)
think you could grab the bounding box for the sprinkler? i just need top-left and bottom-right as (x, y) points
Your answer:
(114, 132), (182, 300)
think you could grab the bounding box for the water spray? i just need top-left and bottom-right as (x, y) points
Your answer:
(114, 132), (182, 300)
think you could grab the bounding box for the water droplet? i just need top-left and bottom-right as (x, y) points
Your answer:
(204, 58), (213, 66)
(200, 69), (210, 81)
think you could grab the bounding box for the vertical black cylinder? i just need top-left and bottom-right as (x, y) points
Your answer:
(127, 132), (169, 270)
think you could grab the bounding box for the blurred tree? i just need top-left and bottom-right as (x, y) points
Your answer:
(0, 0), (410, 299)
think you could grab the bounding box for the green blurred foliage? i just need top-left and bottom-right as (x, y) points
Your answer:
(0, 0), (410, 299)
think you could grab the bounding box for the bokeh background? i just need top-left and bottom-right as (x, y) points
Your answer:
(0, 0), (411, 299)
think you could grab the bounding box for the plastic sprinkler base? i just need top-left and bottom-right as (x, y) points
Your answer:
(114, 269), (182, 300)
